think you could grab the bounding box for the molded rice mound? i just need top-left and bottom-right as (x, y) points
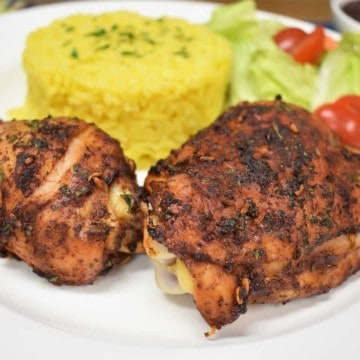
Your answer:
(10, 11), (232, 169)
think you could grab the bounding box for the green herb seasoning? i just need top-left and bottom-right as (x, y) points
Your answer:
(350, 172), (360, 186)
(120, 193), (134, 212)
(95, 43), (110, 51)
(320, 207), (333, 228)
(121, 50), (140, 57)
(119, 31), (135, 41)
(7, 134), (18, 144)
(61, 23), (75, 32)
(142, 32), (156, 45)
(86, 28), (107, 37)
(70, 48), (79, 59)
(174, 46), (190, 58)
(62, 40), (72, 47)
(72, 165), (89, 180)
(72, 164), (80, 175)
(0, 168), (5, 184)
(60, 184), (69, 196)
(75, 186), (90, 197)
(49, 276), (59, 283)
(253, 248), (265, 260)
(26, 119), (40, 129)
(25, 224), (33, 237)
(50, 204), (60, 211)
(59, 13), (206, 61)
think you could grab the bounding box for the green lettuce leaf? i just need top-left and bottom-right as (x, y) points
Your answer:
(207, 0), (317, 109)
(312, 32), (360, 108)
(207, 0), (256, 38)
(246, 49), (317, 109)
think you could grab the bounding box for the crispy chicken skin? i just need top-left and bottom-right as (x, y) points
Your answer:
(143, 100), (360, 331)
(0, 117), (143, 285)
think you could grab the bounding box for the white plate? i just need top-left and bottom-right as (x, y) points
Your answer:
(0, 1), (357, 360)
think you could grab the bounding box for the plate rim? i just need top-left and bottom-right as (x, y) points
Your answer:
(0, 2), (352, 360)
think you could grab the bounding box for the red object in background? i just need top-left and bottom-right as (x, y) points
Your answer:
(273, 25), (338, 64)
(314, 95), (360, 148)
(273, 27), (307, 52)
(336, 95), (360, 113)
(290, 26), (325, 64)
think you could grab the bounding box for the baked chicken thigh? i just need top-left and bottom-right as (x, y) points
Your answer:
(143, 100), (360, 332)
(0, 117), (143, 285)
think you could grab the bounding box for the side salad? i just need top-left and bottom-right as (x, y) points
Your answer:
(207, 0), (360, 148)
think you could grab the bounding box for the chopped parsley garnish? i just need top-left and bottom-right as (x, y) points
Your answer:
(142, 32), (156, 45)
(86, 28), (107, 37)
(60, 185), (70, 196)
(120, 193), (134, 212)
(174, 46), (190, 58)
(121, 50), (140, 57)
(75, 186), (90, 197)
(61, 23), (75, 32)
(95, 44), (110, 51)
(118, 31), (135, 40)
(70, 48), (79, 59)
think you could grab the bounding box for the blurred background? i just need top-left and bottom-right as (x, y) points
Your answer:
(0, 0), (333, 25)
(206, 0), (332, 23)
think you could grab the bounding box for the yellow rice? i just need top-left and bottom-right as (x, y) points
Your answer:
(10, 11), (232, 169)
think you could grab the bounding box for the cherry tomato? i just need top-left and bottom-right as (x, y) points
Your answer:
(290, 26), (326, 64)
(335, 95), (360, 113)
(324, 35), (339, 51)
(273, 27), (307, 52)
(273, 25), (337, 65)
(314, 96), (360, 148)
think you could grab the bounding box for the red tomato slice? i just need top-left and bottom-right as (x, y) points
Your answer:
(314, 102), (360, 148)
(324, 35), (339, 51)
(273, 27), (307, 52)
(335, 95), (360, 113)
(290, 26), (326, 64)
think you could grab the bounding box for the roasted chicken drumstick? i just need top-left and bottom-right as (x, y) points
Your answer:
(0, 117), (143, 285)
(143, 100), (360, 332)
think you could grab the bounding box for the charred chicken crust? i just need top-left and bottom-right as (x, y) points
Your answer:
(0, 117), (144, 285)
(143, 100), (360, 330)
